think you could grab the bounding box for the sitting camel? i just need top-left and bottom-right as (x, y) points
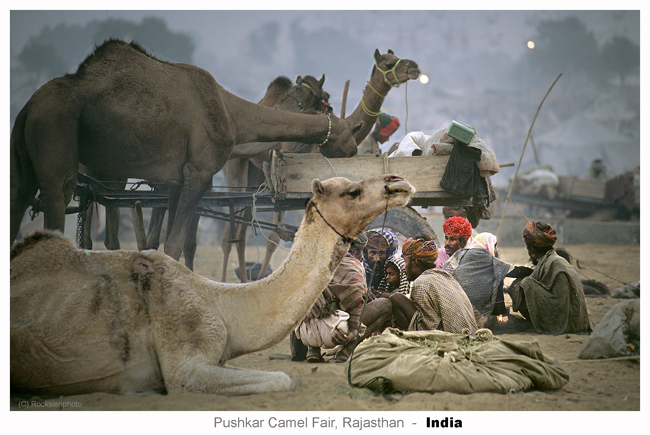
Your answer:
(10, 174), (415, 396)
(10, 39), (360, 262)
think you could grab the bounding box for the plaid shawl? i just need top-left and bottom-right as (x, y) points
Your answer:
(408, 269), (478, 334)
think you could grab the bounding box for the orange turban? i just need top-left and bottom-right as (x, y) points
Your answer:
(402, 237), (439, 262)
(442, 216), (472, 239)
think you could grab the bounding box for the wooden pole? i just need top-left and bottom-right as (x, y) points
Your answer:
(496, 73), (562, 241)
(340, 79), (350, 118)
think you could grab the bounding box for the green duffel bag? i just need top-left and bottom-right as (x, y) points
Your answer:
(346, 328), (569, 394)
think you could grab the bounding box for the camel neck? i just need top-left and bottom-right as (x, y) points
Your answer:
(215, 204), (349, 359)
(224, 92), (331, 145)
(347, 71), (392, 144)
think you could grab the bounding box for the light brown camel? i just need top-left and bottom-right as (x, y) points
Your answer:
(10, 174), (415, 396)
(10, 39), (360, 261)
(250, 49), (421, 280)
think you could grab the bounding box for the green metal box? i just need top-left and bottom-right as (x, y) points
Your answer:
(447, 120), (475, 145)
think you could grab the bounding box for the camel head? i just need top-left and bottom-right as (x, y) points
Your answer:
(295, 74), (332, 115)
(318, 115), (362, 158)
(308, 174), (415, 241)
(373, 49), (421, 87)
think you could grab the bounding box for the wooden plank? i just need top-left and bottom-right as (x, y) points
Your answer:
(558, 176), (606, 200)
(278, 153), (450, 193)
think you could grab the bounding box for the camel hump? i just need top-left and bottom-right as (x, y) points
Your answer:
(10, 230), (72, 261)
(269, 76), (293, 91)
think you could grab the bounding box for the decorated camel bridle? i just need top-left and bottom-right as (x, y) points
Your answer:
(360, 56), (410, 117)
(294, 82), (330, 114)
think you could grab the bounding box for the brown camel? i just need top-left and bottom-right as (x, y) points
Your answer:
(251, 49), (421, 280)
(79, 74), (330, 259)
(219, 74), (332, 281)
(11, 174), (415, 396)
(10, 39), (360, 261)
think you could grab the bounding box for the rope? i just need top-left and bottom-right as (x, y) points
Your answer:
(360, 96), (382, 117)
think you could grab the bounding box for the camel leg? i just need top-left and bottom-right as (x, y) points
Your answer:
(146, 208), (166, 250)
(183, 212), (200, 270)
(82, 205), (94, 249)
(104, 205), (121, 250)
(163, 165), (212, 261)
(220, 221), (233, 282)
(235, 215), (250, 283)
(256, 211), (285, 280)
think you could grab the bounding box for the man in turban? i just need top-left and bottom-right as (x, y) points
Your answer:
(358, 112), (401, 155)
(389, 236), (478, 333)
(508, 222), (592, 334)
(435, 215), (474, 269)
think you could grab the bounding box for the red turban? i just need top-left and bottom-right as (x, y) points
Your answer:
(373, 112), (400, 137)
(442, 216), (472, 239)
(402, 237), (439, 262)
(523, 222), (557, 248)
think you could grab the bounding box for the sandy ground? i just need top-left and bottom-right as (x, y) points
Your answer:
(8, 240), (643, 430)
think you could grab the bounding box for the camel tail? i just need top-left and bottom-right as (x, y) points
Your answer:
(10, 106), (39, 245)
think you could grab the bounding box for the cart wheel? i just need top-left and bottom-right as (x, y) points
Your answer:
(366, 206), (439, 247)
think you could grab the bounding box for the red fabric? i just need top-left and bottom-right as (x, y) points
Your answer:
(443, 216), (472, 238)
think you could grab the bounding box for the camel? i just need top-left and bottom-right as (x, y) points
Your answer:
(10, 39), (360, 262)
(249, 49), (421, 281)
(10, 174), (415, 396)
(218, 74), (332, 281)
(79, 74), (330, 257)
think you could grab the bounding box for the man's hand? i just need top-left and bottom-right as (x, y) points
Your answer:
(331, 328), (356, 345)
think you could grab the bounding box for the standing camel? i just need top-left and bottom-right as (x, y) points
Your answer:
(79, 74), (330, 259)
(250, 49), (421, 280)
(218, 74), (332, 281)
(11, 174), (415, 396)
(10, 39), (360, 261)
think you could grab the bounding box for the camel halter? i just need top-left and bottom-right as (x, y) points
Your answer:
(375, 58), (404, 88)
(296, 82), (329, 113)
(313, 204), (355, 245)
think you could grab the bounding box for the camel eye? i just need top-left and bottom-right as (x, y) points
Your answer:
(347, 188), (361, 198)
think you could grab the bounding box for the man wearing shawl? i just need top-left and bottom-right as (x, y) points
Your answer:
(508, 222), (592, 334)
(389, 236), (478, 333)
(435, 215), (474, 269)
(358, 112), (401, 155)
(363, 229), (410, 298)
(292, 234), (392, 363)
(442, 232), (511, 328)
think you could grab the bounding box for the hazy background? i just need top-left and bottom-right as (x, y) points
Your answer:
(9, 9), (641, 189)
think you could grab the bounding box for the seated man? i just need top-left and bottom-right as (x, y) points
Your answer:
(443, 232), (511, 328)
(435, 215), (473, 269)
(508, 222), (592, 335)
(292, 234), (392, 363)
(390, 236), (478, 334)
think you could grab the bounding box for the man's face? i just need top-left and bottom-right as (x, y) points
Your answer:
(526, 245), (540, 265)
(403, 257), (422, 282)
(385, 266), (400, 289)
(444, 234), (466, 256)
(366, 248), (389, 267)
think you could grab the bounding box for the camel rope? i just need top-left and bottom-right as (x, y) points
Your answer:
(360, 97), (382, 117)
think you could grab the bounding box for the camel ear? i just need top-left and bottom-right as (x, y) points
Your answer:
(319, 74), (325, 87)
(311, 179), (326, 197)
(388, 49), (394, 55)
(296, 76), (303, 85)
(352, 121), (364, 135)
(374, 49), (381, 62)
